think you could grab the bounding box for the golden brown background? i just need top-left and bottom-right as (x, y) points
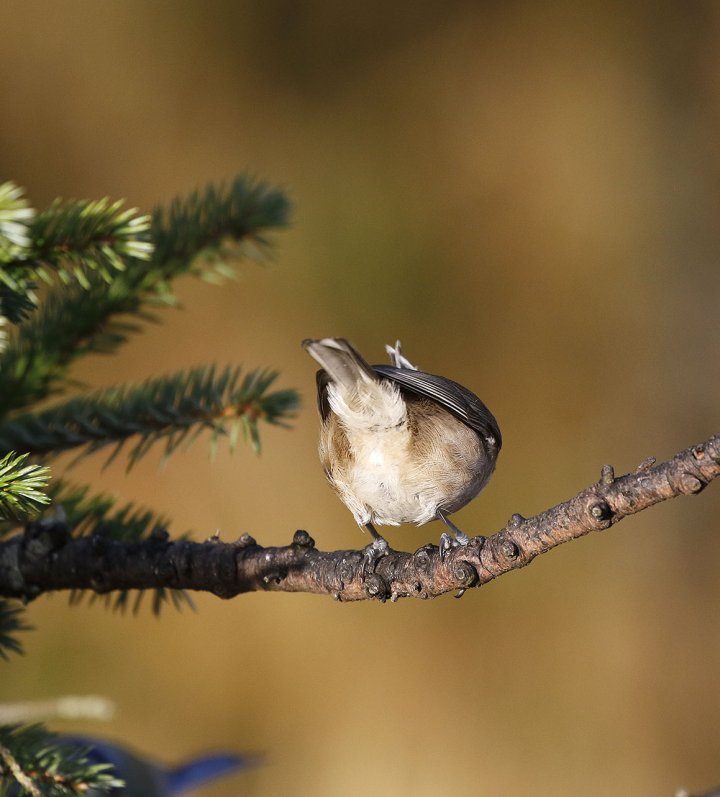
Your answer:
(2, 1), (720, 795)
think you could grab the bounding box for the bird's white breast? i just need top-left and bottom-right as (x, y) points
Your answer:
(323, 380), (486, 527)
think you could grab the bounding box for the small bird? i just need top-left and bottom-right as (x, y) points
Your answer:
(35, 736), (260, 797)
(303, 337), (501, 565)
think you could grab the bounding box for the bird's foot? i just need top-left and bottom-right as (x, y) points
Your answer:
(439, 530), (472, 561)
(385, 340), (419, 370)
(361, 536), (389, 577)
(437, 510), (474, 561)
(439, 532), (459, 560)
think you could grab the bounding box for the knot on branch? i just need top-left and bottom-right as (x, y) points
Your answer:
(675, 472), (705, 495)
(413, 546), (434, 575)
(452, 560), (479, 588)
(364, 573), (390, 601)
(588, 500), (613, 529)
(600, 464), (615, 485)
(500, 540), (520, 560)
(22, 514), (71, 562)
(292, 530), (315, 548)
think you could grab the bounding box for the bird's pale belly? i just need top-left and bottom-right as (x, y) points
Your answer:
(337, 429), (486, 527)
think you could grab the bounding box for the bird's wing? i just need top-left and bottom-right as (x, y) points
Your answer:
(314, 368), (333, 421)
(372, 365), (502, 450)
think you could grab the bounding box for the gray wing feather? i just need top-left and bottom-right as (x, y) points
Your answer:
(372, 365), (502, 450)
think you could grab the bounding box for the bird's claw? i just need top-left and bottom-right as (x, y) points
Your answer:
(439, 532), (455, 561)
(361, 536), (389, 577)
(439, 532), (471, 561)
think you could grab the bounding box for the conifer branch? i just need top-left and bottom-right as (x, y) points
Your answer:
(44, 483), (173, 541)
(0, 283), (150, 416)
(0, 182), (36, 338)
(0, 187), (151, 325)
(0, 434), (717, 604)
(0, 724), (123, 796)
(0, 283), (36, 328)
(0, 175), (294, 794)
(0, 176), (290, 415)
(24, 197), (153, 287)
(0, 366), (298, 464)
(0, 453), (50, 524)
(0, 600), (30, 660)
(151, 175), (289, 275)
(50, 485), (193, 614)
(0, 182), (34, 265)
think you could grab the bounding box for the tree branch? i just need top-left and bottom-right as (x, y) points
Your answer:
(1, 434), (718, 603)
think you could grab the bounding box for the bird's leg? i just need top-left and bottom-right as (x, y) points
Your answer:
(362, 523), (389, 575)
(384, 340), (419, 370)
(438, 509), (470, 545)
(437, 509), (473, 560)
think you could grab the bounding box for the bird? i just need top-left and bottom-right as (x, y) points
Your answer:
(303, 337), (501, 567)
(46, 735), (260, 797)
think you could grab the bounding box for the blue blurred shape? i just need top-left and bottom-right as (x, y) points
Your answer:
(59, 736), (261, 796)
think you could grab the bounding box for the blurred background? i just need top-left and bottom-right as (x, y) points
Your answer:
(2, 1), (720, 794)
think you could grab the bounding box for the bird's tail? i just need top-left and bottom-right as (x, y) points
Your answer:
(164, 752), (262, 795)
(302, 338), (377, 390)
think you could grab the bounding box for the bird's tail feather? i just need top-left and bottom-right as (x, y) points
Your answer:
(302, 338), (377, 390)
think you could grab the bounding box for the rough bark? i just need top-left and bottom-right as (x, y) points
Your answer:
(0, 434), (718, 603)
